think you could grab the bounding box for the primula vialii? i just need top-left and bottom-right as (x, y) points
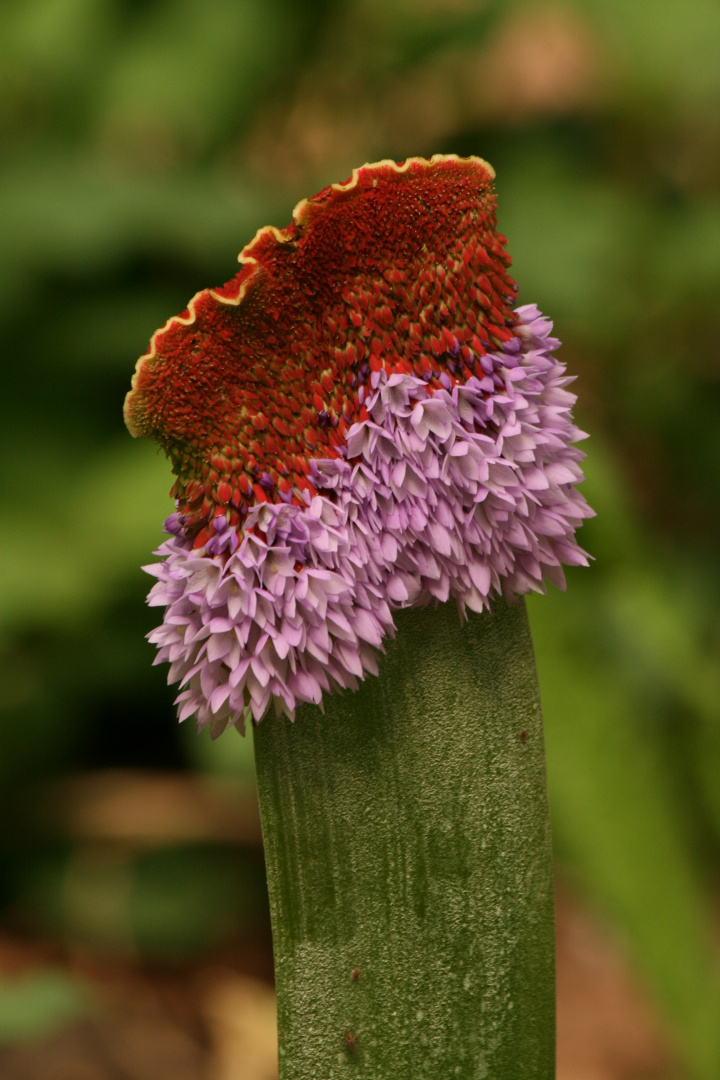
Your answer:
(126, 155), (593, 1079)
(125, 155), (592, 736)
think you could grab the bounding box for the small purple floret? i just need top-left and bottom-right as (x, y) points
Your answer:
(163, 512), (186, 536)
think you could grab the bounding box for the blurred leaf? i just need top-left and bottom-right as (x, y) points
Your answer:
(185, 716), (257, 781)
(352, 0), (503, 70)
(573, 0), (720, 112)
(15, 844), (266, 960)
(499, 145), (652, 346)
(0, 0), (119, 140)
(0, 158), (281, 312)
(4, 0), (116, 78)
(130, 845), (266, 959)
(529, 441), (720, 1079)
(0, 440), (172, 631)
(533, 583), (720, 1079)
(99, 0), (304, 152)
(0, 970), (89, 1044)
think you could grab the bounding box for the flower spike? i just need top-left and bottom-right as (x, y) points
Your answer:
(126, 154), (593, 734)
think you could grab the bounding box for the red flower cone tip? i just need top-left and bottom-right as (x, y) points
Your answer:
(124, 155), (515, 546)
(126, 155), (593, 733)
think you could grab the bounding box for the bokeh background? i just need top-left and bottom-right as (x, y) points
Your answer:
(1, 1), (719, 1077)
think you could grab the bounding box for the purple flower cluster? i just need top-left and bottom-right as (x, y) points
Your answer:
(145, 305), (593, 735)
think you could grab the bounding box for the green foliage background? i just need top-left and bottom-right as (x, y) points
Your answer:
(0, 1), (719, 1075)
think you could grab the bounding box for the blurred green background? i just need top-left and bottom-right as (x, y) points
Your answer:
(0, 0), (719, 1076)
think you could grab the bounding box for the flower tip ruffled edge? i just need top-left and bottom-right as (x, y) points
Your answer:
(290, 153), (495, 220)
(123, 289), (209, 438)
(123, 155), (496, 440)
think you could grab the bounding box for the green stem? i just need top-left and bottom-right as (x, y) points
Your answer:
(254, 599), (555, 1079)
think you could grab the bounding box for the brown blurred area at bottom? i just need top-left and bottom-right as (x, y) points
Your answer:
(555, 888), (679, 1080)
(0, 883), (679, 1080)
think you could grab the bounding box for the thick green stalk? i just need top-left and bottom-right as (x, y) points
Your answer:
(253, 598), (554, 1079)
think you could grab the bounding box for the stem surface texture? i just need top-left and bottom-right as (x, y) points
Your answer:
(254, 598), (554, 1079)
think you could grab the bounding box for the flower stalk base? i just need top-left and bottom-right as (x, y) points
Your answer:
(253, 599), (555, 1079)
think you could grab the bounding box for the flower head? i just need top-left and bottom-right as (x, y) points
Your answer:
(125, 155), (593, 735)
